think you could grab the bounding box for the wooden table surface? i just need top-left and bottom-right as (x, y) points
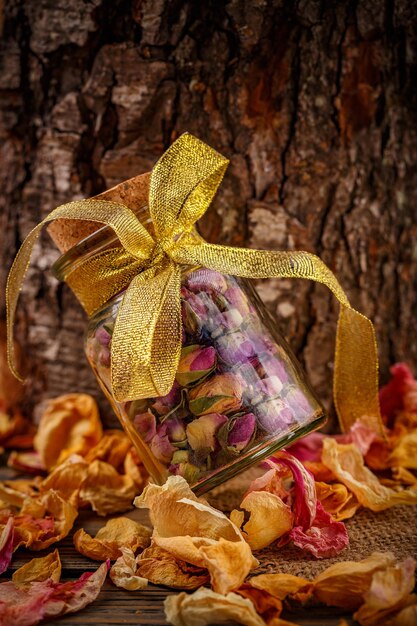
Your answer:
(2, 465), (355, 625)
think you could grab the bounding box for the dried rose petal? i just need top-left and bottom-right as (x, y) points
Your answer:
(272, 453), (317, 529)
(34, 394), (103, 470)
(0, 517), (14, 575)
(150, 424), (176, 464)
(110, 547), (148, 590)
(313, 551), (397, 609)
(176, 345), (216, 386)
(12, 549), (61, 588)
(164, 588), (266, 626)
(289, 501), (349, 558)
(138, 544), (209, 590)
(0, 560), (109, 626)
(73, 517), (151, 561)
(235, 490), (293, 550)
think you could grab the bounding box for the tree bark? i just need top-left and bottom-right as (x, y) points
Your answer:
(1, 0), (417, 425)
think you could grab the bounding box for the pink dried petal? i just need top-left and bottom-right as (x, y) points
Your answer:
(289, 501), (349, 558)
(379, 362), (414, 422)
(287, 432), (326, 463)
(95, 327), (111, 347)
(271, 453), (317, 529)
(133, 411), (157, 443)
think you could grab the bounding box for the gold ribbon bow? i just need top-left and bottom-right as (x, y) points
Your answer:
(7, 133), (384, 436)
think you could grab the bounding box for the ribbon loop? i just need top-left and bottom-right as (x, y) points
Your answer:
(6, 132), (385, 436)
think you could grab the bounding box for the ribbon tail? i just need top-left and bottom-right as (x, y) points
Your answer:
(111, 263), (182, 402)
(173, 241), (384, 437)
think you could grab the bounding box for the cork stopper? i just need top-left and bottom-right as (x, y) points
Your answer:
(47, 171), (151, 253)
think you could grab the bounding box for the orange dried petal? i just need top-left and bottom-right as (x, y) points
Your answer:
(73, 517), (151, 561)
(315, 481), (360, 521)
(313, 551), (397, 609)
(138, 544), (210, 590)
(12, 549), (61, 587)
(249, 573), (313, 603)
(199, 538), (258, 594)
(79, 460), (138, 516)
(322, 439), (417, 511)
(237, 491), (294, 550)
(34, 394), (103, 470)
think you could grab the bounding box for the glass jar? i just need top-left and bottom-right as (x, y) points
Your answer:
(53, 222), (326, 495)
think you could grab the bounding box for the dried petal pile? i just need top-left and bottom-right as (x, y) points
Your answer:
(0, 363), (417, 624)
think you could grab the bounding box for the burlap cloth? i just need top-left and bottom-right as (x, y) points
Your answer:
(206, 467), (417, 579)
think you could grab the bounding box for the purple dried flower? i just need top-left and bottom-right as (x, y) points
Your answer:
(216, 332), (256, 366)
(224, 286), (251, 317)
(95, 326), (111, 346)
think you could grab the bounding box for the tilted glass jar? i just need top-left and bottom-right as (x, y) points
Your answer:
(53, 217), (326, 495)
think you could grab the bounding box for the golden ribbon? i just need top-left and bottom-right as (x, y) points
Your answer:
(6, 133), (384, 436)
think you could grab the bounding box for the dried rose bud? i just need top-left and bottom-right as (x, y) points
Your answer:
(186, 413), (228, 453)
(256, 353), (290, 384)
(255, 398), (295, 433)
(170, 451), (203, 483)
(282, 384), (313, 418)
(150, 424), (176, 464)
(216, 332), (256, 366)
(224, 286), (251, 317)
(152, 381), (181, 415)
(176, 345), (216, 387)
(212, 309), (244, 336)
(95, 326), (112, 346)
(165, 417), (187, 443)
(185, 269), (228, 294)
(227, 413), (256, 451)
(188, 373), (243, 416)
(133, 411), (157, 443)
(255, 376), (283, 397)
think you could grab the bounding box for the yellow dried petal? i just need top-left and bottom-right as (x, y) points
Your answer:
(249, 573), (312, 602)
(79, 460), (138, 516)
(354, 558), (416, 626)
(321, 439), (417, 511)
(153, 535), (216, 568)
(84, 430), (132, 468)
(164, 588), (266, 626)
(137, 544), (210, 590)
(34, 394), (103, 470)
(389, 432), (417, 470)
(134, 475), (242, 541)
(314, 551), (397, 609)
(239, 491), (294, 550)
(199, 538), (258, 594)
(12, 549), (61, 588)
(40, 455), (88, 506)
(110, 547), (148, 591)
(74, 517), (151, 561)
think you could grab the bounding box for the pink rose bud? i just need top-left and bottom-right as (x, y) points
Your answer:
(282, 384), (313, 418)
(152, 381), (181, 415)
(150, 423), (176, 463)
(212, 309), (243, 335)
(95, 326), (112, 346)
(165, 417), (187, 442)
(99, 347), (111, 367)
(186, 413), (228, 453)
(133, 410), (157, 443)
(227, 413), (256, 451)
(185, 269), (228, 294)
(257, 353), (290, 384)
(176, 345), (216, 386)
(216, 332), (256, 365)
(255, 376), (283, 397)
(224, 286), (251, 317)
(256, 398), (294, 433)
(188, 373), (243, 416)
(181, 288), (208, 336)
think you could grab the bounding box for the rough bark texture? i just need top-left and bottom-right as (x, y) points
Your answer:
(1, 0), (417, 425)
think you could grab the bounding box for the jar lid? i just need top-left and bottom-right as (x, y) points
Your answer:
(47, 171), (151, 253)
